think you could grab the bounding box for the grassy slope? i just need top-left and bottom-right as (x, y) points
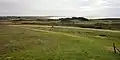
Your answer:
(0, 25), (120, 60)
(27, 26), (120, 46)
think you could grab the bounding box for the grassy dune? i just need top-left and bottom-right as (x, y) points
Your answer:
(0, 25), (120, 60)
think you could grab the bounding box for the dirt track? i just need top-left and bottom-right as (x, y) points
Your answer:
(9, 25), (120, 33)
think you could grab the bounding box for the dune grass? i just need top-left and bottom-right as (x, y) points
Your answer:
(0, 25), (120, 60)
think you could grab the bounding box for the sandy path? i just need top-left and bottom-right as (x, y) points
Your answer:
(9, 25), (120, 33)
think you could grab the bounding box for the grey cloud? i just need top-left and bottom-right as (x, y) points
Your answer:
(0, 0), (120, 18)
(0, 0), (31, 15)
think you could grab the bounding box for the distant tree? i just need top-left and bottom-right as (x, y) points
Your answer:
(71, 17), (89, 21)
(78, 17), (89, 21)
(59, 17), (89, 23)
(71, 17), (78, 20)
(48, 19), (56, 21)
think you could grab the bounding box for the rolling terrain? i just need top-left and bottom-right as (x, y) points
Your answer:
(0, 25), (120, 60)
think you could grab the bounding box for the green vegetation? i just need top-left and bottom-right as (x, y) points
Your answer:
(0, 25), (120, 60)
(0, 16), (120, 30)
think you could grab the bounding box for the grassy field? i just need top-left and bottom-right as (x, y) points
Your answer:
(0, 25), (120, 60)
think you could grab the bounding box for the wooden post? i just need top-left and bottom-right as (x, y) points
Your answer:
(113, 41), (117, 53)
(51, 22), (54, 28)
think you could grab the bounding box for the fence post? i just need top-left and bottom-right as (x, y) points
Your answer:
(113, 41), (117, 53)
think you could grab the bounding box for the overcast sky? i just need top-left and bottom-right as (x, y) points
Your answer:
(0, 0), (120, 18)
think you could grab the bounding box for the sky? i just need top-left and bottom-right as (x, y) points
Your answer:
(0, 0), (120, 18)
